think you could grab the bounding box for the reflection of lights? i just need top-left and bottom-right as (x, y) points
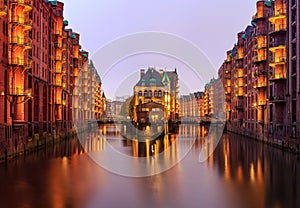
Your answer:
(250, 163), (256, 183)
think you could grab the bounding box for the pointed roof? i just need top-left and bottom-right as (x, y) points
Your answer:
(102, 92), (106, 98)
(162, 72), (170, 83)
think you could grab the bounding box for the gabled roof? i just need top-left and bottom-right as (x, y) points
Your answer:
(136, 68), (165, 87)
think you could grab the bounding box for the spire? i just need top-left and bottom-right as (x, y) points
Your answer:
(102, 92), (106, 99)
(162, 71), (170, 83)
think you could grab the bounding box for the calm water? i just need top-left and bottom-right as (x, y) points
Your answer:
(0, 124), (299, 208)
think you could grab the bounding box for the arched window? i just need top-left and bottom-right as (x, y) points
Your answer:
(144, 90), (148, 97)
(154, 90), (158, 97)
(34, 82), (39, 121)
(149, 90), (152, 97)
(158, 90), (162, 97)
(138, 91), (142, 97)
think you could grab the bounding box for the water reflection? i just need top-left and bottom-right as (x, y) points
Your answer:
(0, 125), (299, 207)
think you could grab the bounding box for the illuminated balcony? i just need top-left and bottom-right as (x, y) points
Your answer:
(11, 58), (24, 66)
(269, 24), (287, 35)
(54, 80), (62, 87)
(237, 69), (243, 78)
(255, 80), (267, 88)
(23, 19), (32, 31)
(269, 57), (286, 67)
(10, 0), (32, 12)
(258, 100), (266, 106)
(24, 38), (32, 50)
(269, 43), (285, 52)
(253, 55), (266, 63)
(254, 43), (266, 51)
(269, 9), (286, 23)
(54, 41), (62, 48)
(55, 68), (64, 74)
(269, 73), (286, 81)
(55, 56), (62, 61)
(24, 59), (32, 70)
(11, 36), (24, 45)
(0, 2), (7, 17)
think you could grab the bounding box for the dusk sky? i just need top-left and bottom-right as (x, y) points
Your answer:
(62, 0), (258, 99)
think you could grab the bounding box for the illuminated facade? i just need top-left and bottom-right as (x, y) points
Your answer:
(0, 0), (104, 154)
(133, 68), (179, 123)
(218, 0), (300, 148)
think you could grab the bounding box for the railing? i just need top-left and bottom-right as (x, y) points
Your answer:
(11, 58), (24, 66)
(258, 100), (266, 106)
(0, 0), (7, 16)
(273, 9), (286, 17)
(269, 24), (287, 33)
(10, 0), (32, 6)
(55, 56), (62, 61)
(254, 43), (266, 50)
(270, 57), (286, 64)
(11, 36), (24, 44)
(270, 73), (286, 80)
(253, 55), (266, 62)
(256, 80), (267, 88)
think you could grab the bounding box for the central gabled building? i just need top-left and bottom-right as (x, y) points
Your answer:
(133, 68), (179, 124)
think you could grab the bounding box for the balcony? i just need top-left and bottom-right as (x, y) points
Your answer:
(269, 9), (286, 23)
(269, 73), (286, 81)
(54, 41), (62, 48)
(23, 19), (32, 31)
(55, 56), (62, 61)
(237, 69), (243, 78)
(254, 43), (266, 51)
(10, 0), (32, 12)
(11, 58), (24, 66)
(269, 41), (286, 52)
(0, 1), (7, 17)
(253, 55), (266, 63)
(24, 38), (32, 50)
(255, 80), (267, 88)
(269, 57), (286, 67)
(269, 24), (287, 35)
(11, 36), (24, 45)
(269, 96), (287, 103)
(258, 100), (267, 106)
(24, 59), (32, 70)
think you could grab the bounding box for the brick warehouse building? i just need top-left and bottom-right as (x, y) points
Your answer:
(0, 0), (104, 155)
(218, 0), (300, 149)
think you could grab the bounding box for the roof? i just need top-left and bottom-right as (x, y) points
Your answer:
(136, 68), (165, 87)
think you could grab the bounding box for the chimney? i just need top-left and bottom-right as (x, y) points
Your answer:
(140, 69), (145, 78)
(159, 69), (164, 76)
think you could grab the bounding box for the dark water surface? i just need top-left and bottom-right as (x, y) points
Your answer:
(0, 125), (299, 208)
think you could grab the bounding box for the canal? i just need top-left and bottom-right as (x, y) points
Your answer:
(0, 124), (299, 208)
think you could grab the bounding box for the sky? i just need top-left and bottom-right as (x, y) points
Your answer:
(61, 0), (258, 99)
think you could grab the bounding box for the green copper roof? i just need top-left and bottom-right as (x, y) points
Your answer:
(149, 78), (156, 83)
(71, 33), (76, 39)
(82, 54), (88, 58)
(242, 34), (246, 40)
(265, 0), (272, 7)
(162, 72), (170, 83)
(63, 20), (69, 26)
(251, 21), (257, 27)
(49, 0), (57, 6)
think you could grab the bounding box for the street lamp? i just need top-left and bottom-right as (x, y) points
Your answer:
(0, 88), (32, 152)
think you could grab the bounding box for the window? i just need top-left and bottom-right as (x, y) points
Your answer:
(138, 91), (142, 96)
(144, 90), (148, 97)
